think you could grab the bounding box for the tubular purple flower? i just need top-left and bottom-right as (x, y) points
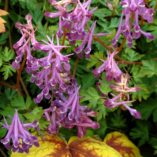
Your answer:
(76, 21), (96, 57)
(44, 11), (64, 18)
(45, 0), (97, 57)
(44, 104), (61, 134)
(31, 36), (71, 103)
(123, 103), (141, 119)
(12, 14), (37, 70)
(93, 51), (122, 81)
(59, 83), (99, 137)
(1, 110), (39, 153)
(113, 0), (154, 47)
(43, 81), (99, 137)
(110, 74), (140, 93)
(105, 94), (141, 119)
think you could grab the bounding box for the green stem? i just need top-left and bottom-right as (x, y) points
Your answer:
(93, 36), (113, 52)
(4, 0), (8, 11)
(0, 81), (15, 89)
(0, 147), (7, 157)
(20, 78), (30, 97)
(72, 58), (79, 77)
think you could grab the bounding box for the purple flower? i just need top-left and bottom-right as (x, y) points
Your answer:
(1, 110), (39, 153)
(32, 36), (71, 103)
(110, 74), (140, 93)
(105, 93), (141, 119)
(75, 21), (96, 58)
(43, 81), (99, 137)
(12, 14), (37, 70)
(102, 73), (141, 119)
(45, 0), (97, 57)
(44, 104), (61, 134)
(113, 0), (154, 47)
(93, 51), (122, 81)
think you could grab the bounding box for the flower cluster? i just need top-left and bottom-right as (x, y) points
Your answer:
(45, 0), (96, 57)
(1, 110), (39, 153)
(12, 14), (37, 70)
(1, 0), (155, 154)
(30, 36), (71, 103)
(1, 3), (99, 151)
(106, 74), (141, 119)
(112, 0), (154, 47)
(94, 52), (140, 118)
(44, 81), (99, 137)
(93, 51), (122, 81)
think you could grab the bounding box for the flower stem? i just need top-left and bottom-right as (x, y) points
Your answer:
(16, 53), (27, 93)
(93, 36), (113, 52)
(4, 0), (8, 11)
(116, 38), (126, 53)
(117, 57), (142, 65)
(72, 58), (79, 77)
(0, 147), (7, 157)
(62, 30), (67, 45)
(0, 81), (15, 89)
(20, 77), (30, 97)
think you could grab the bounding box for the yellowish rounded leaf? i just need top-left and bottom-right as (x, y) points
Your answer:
(104, 132), (143, 157)
(11, 135), (122, 157)
(11, 135), (69, 157)
(68, 137), (122, 157)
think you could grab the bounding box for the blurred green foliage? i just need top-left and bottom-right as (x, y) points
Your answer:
(0, 0), (157, 156)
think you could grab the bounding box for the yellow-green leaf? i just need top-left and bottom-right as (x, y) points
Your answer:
(104, 132), (143, 157)
(11, 135), (122, 157)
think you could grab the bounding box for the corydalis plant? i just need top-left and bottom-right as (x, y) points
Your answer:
(45, 0), (96, 57)
(1, 110), (39, 153)
(112, 0), (154, 47)
(94, 53), (141, 118)
(12, 14), (71, 103)
(31, 36), (71, 103)
(44, 81), (99, 137)
(12, 14), (37, 70)
(93, 51), (122, 81)
(105, 74), (141, 119)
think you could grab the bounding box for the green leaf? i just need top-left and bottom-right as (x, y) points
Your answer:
(0, 89), (17, 109)
(139, 60), (157, 77)
(0, 32), (9, 44)
(136, 98), (157, 120)
(130, 121), (149, 146)
(4, 88), (17, 101)
(87, 51), (105, 69)
(0, 127), (7, 139)
(94, 119), (108, 138)
(96, 101), (107, 121)
(122, 48), (143, 61)
(38, 118), (49, 131)
(149, 137), (157, 147)
(81, 73), (96, 89)
(94, 8), (111, 20)
(132, 84), (150, 101)
(2, 47), (15, 62)
(0, 106), (15, 117)
(98, 73), (112, 94)
(25, 96), (35, 109)
(108, 110), (126, 129)
(11, 95), (26, 110)
(0, 64), (15, 80)
(80, 87), (101, 108)
(24, 107), (43, 121)
(109, 18), (119, 28)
